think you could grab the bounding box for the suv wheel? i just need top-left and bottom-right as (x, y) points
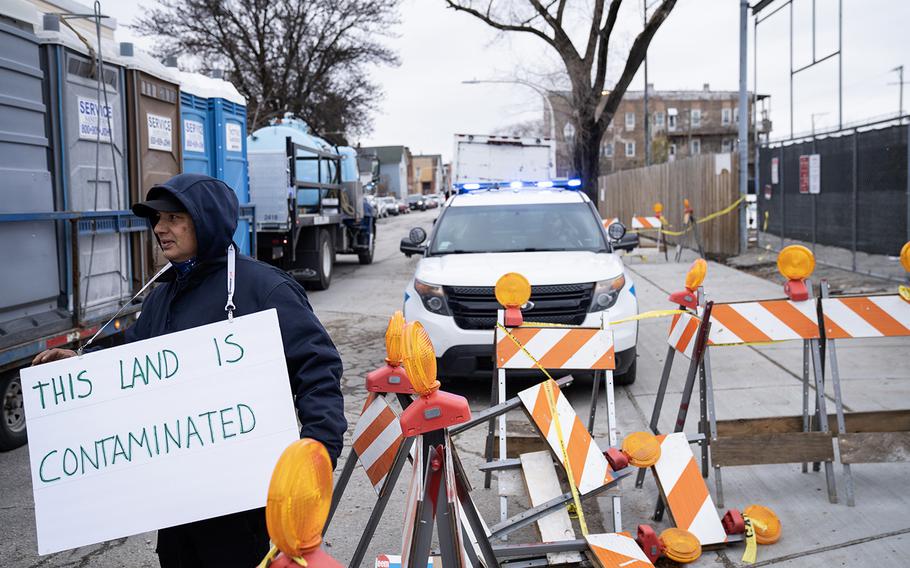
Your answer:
(614, 360), (636, 386)
(0, 374), (27, 451)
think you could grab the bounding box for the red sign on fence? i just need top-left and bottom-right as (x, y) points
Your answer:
(799, 155), (810, 194)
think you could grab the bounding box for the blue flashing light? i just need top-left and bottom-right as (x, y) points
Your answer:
(455, 178), (583, 194)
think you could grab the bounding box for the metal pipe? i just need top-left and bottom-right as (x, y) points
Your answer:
(739, 0), (749, 253)
(789, 0), (794, 139)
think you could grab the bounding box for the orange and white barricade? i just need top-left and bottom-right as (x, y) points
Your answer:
(818, 261), (910, 505)
(631, 216), (662, 230)
(586, 533), (655, 567)
(351, 395), (405, 494)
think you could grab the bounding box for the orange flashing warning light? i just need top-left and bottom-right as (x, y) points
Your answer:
(660, 528), (702, 563)
(399, 322), (471, 436)
(901, 241), (910, 273)
(265, 439), (333, 560)
(778, 245), (815, 301)
(385, 311), (405, 366)
(495, 272), (531, 327)
(744, 505), (782, 544)
(653, 202), (664, 216)
(668, 258), (707, 310)
(606, 431), (661, 469)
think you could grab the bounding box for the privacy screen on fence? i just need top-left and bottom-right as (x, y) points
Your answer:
(758, 123), (908, 256)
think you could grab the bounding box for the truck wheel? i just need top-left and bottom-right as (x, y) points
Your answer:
(358, 221), (376, 265)
(312, 229), (334, 290)
(614, 360), (637, 386)
(0, 374), (27, 451)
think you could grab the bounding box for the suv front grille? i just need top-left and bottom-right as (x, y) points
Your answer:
(445, 283), (594, 330)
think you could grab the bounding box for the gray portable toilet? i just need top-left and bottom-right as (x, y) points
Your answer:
(37, 10), (132, 323)
(0, 1), (61, 335)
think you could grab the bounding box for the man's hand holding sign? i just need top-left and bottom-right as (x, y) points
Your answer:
(30, 174), (346, 567)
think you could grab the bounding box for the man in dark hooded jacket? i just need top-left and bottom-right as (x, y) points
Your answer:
(33, 173), (346, 567)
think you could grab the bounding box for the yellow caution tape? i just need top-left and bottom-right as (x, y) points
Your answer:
(742, 517), (758, 564)
(763, 211), (770, 232)
(496, 323), (589, 536)
(257, 545), (307, 567)
(630, 196), (746, 237)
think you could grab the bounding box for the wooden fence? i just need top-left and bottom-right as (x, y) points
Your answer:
(598, 153), (741, 258)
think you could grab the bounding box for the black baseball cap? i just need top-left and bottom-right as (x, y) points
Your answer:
(132, 188), (187, 220)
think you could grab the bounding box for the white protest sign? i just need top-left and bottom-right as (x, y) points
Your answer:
(77, 97), (113, 142)
(183, 119), (206, 153)
(21, 309), (299, 555)
(225, 122), (243, 152)
(147, 113), (173, 152)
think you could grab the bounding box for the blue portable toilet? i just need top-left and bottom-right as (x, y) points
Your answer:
(177, 71), (213, 177)
(209, 78), (251, 255)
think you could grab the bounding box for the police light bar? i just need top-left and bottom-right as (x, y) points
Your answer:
(455, 178), (582, 194)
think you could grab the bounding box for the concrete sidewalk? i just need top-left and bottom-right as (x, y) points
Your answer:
(608, 247), (910, 566)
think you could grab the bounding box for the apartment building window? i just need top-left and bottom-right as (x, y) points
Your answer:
(691, 138), (701, 155)
(625, 111), (635, 131)
(625, 141), (636, 157)
(669, 143), (677, 161)
(668, 108), (678, 131)
(691, 108), (701, 128)
(602, 142), (614, 157)
(733, 106), (739, 122)
(721, 138), (733, 152)
(722, 108), (732, 125)
(654, 112), (665, 128)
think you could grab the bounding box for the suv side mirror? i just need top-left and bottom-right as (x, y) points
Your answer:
(401, 227), (428, 257)
(613, 232), (640, 252)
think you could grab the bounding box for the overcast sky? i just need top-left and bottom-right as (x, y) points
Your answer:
(107, 0), (908, 162)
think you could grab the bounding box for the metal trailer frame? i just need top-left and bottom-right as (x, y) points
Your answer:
(0, 210), (148, 372)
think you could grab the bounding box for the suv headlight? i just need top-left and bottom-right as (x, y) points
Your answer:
(414, 279), (451, 316)
(589, 275), (626, 312)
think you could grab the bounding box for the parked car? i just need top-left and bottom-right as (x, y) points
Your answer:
(408, 194), (427, 211)
(398, 200), (410, 214)
(423, 194), (439, 209)
(380, 196), (399, 216)
(400, 183), (640, 384)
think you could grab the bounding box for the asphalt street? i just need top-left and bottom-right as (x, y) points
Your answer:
(2, 207), (909, 567)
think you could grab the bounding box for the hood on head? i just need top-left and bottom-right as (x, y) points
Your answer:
(146, 173), (239, 261)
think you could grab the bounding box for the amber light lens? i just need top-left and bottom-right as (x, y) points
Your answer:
(402, 321), (439, 396)
(266, 439), (333, 558)
(900, 241), (910, 273)
(653, 202), (664, 215)
(660, 528), (701, 563)
(385, 311), (405, 366)
(495, 272), (531, 308)
(744, 504), (781, 544)
(621, 431), (661, 468)
(685, 258), (708, 291)
(777, 245), (815, 281)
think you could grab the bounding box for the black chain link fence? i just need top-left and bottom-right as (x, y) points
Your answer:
(758, 120), (908, 258)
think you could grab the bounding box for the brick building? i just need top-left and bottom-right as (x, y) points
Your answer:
(550, 84), (770, 175)
(410, 154), (445, 195)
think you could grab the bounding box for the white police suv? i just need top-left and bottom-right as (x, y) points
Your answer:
(400, 180), (640, 384)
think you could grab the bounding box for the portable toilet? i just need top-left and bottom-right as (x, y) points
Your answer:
(37, 11), (133, 323)
(177, 71), (213, 178)
(210, 76), (251, 255)
(0, 1), (61, 332)
(119, 44), (181, 281)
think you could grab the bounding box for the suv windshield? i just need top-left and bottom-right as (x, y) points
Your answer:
(408, 195), (423, 202)
(430, 202), (607, 254)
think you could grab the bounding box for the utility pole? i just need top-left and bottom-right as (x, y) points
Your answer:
(643, 0), (650, 166)
(738, 0), (748, 254)
(888, 65), (905, 117)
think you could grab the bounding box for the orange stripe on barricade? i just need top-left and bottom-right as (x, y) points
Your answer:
(677, 316), (698, 353)
(841, 297), (908, 337)
(666, 459), (709, 530)
(496, 327), (542, 365)
(352, 405), (396, 457)
(762, 300), (820, 338)
(538, 328), (599, 369)
(586, 534), (655, 567)
(530, 384), (554, 429)
(365, 436), (403, 486)
(710, 304), (772, 343)
(567, 419), (592, 488)
(593, 347), (616, 369)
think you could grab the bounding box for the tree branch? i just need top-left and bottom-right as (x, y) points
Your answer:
(444, 0), (556, 49)
(593, 0), (622, 94)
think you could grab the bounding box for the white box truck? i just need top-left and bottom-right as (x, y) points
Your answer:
(451, 134), (556, 188)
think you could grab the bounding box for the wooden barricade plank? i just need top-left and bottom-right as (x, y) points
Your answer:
(520, 451), (582, 565)
(838, 433), (910, 464)
(711, 432), (834, 467)
(716, 410), (910, 438)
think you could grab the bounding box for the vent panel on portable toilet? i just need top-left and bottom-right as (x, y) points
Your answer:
(0, 2), (62, 339)
(210, 77), (250, 255)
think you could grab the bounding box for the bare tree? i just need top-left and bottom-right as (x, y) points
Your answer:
(134, 0), (400, 139)
(444, 0), (677, 204)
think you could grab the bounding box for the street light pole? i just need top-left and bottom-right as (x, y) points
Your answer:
(643, 0), (650, 166)
(461, 79), (557, 141)
(738, 0), (748, 254)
